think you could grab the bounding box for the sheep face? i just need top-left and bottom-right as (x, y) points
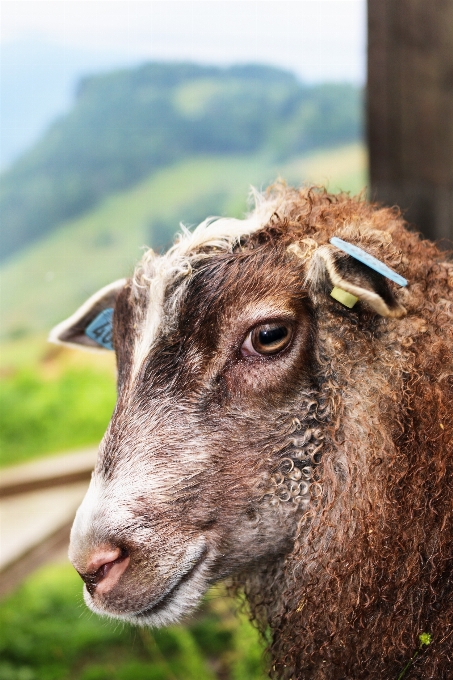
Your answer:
(65, 244), (322, 626)
(50, 188), (453, 677)
(53, 196), (407, 627)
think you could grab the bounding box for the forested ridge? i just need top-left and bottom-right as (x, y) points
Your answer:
(1, 62), (362, 262)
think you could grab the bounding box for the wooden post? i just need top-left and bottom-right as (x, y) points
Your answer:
(367, 0), (453, 243)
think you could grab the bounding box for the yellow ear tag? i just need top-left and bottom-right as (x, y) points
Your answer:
(330, 286), (358, 309)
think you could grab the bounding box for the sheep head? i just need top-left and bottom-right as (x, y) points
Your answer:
(50, 186), (453, 678)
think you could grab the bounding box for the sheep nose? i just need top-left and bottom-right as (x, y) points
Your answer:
(78, 547), (130, 596)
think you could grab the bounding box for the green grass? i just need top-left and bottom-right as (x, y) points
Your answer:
(0, 562), (267, 680)
(0, 336), (116, 467)
(0, 364), (115, 467)
(282, 142), (367, 196)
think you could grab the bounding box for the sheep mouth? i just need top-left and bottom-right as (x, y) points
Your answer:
(133, 547), (208, 620)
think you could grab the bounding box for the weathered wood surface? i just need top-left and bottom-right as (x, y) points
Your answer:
(0, 448), (96, 498)
(0, 521), (73, 599)
(0, 449), (96, 597)
(368, 0), (453, 243)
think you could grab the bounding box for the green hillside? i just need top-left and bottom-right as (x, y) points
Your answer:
(0, 62), (362, 261)
(0, 144), (366, 341)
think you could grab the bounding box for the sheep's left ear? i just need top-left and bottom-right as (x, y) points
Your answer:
(48, 279), (127, 350)
(305, 244), (407, 318)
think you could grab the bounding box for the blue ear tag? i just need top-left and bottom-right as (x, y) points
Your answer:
(330, 237), (408, 287)
(85, 308), (114, 350)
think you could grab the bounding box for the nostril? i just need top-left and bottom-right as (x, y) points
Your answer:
(86, 546), (123, 573)
(79, 547), (130, 596)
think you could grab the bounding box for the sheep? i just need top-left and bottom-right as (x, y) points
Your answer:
(50, 185), (453, 679)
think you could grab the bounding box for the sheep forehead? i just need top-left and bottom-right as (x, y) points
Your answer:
(130, 196), (282, 378)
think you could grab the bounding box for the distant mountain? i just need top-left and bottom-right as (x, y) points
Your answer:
(0, 39), (139, 170)
(0, 61), (362, 262)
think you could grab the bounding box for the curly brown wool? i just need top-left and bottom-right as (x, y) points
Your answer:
(230, 186), (453, 679)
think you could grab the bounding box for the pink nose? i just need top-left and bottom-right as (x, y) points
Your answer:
(79, 546), (130, 596)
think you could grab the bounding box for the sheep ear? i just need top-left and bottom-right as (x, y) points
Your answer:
(305, 245), (406, 318)
(48, 279), (127, 350)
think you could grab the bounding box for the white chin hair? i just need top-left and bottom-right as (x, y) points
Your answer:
(83, 560), (210, 628)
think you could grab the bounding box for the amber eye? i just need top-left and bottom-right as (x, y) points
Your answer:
(241, 322), (294, 357)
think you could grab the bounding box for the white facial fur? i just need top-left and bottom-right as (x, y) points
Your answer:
(130, 191), (284, 379)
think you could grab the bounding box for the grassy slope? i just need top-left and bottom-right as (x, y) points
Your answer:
(0, 143), (367, 339)
(0, 155), (270, 339)
(0, 561), (267, 680)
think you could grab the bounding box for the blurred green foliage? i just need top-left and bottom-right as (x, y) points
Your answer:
(1, 62), (362, 262)
(0, 365), (115, 467)
(0, 562), (267, 680)
(0, 335), (116, 467)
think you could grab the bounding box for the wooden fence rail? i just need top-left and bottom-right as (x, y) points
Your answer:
(0, 449), (97, 598)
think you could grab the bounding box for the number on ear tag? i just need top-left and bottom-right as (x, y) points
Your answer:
(85, 308), (114, 350)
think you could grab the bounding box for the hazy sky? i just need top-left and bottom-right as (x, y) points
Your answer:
(2, 0), (366, 83)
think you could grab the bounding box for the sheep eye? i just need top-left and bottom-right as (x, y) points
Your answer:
(241, 322), (293, 357)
